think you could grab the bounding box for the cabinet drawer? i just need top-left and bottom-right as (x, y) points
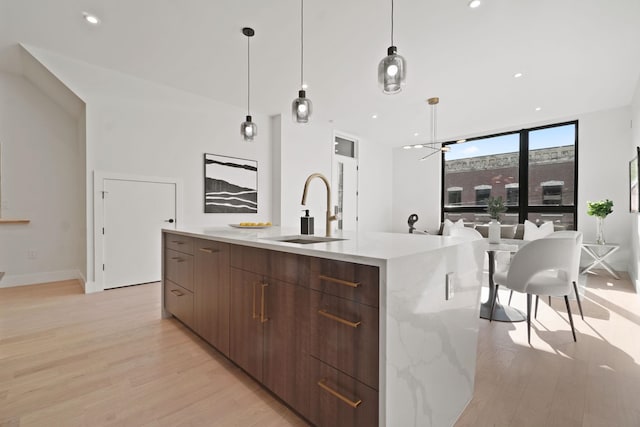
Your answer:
(230, 245), (309, 286)
(165, 249), (194, 291)
(309, 357), (378, 427)
(165, 234), (194, 254)
(310, 258), (379, 307)
(165, 280), (194, 328)
(310, 290), (379, 389)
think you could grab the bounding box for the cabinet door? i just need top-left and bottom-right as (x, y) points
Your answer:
(194, 239), (230, 356)
(263, 278), (310, 417)
(230, 268), (264, 381)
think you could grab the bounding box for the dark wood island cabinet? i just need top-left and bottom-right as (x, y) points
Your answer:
(162, 231), (380, 427)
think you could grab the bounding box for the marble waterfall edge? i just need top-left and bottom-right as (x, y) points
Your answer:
(382, 240), (484, 426)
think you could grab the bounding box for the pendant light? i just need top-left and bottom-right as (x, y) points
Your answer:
(241, 27), (257, 142)
(420, 97), (450, 161)
(292, 0), (312, 123)
(378, 0), (406, 94)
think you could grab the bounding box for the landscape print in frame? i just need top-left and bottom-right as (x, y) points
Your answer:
(204, 154), (258, 213)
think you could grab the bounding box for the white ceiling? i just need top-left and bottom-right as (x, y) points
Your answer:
(2, 0), (640, 146)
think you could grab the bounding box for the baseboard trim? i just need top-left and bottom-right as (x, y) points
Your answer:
(0, 270), (85, 289)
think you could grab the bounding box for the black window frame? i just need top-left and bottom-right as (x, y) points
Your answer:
(440, 120), (578, 228)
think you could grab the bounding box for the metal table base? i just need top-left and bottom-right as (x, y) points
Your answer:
(480, 246), (526, 322)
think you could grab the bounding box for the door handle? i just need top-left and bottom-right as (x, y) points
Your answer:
(164, 219), (175, 223)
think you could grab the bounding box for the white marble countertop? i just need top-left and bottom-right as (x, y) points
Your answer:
(164, 226), (472, 266)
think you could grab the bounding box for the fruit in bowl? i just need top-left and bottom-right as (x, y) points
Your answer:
(238, 221), (272, 227)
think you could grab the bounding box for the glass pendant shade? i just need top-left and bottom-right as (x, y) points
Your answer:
(292, 90), (312, 123)
(378, 46), (406, 94)
(241, 115), (257, 142)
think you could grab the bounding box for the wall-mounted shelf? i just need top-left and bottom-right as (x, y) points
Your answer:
(0, 219), (30, 224)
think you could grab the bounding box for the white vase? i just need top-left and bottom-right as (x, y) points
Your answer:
(596, 216), (605, 245)
(488, 219), (501, 243)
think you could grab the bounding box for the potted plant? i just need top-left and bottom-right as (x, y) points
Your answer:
(587, 199), (613, 244)
(486, 196), (507, 243)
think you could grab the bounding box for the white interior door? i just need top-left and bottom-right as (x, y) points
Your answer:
(103, 178), (176, 289)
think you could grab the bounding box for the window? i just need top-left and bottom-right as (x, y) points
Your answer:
(334, 136), (355, 158)
(474, 185), (492, 205)
(442, 121), (577, 229)
(447, 187), (462, 206)
(541, 181), (564, 205)
(506, 183), (519, 205)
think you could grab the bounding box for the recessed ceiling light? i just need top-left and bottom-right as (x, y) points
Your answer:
(82, 12), (100, 25)
(535, 107), (542, 111)
(403, 145), (412, 150)
(413, 144), (424, 149)
(456, 139), (467, 144)
(468, 0), (481, 8)
(413, 132), (420, 137)
(371, 114), (378, 119)
(514, 72), (523, 78)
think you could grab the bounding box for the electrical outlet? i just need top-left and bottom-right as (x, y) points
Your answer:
(445, 272), (455, 300)
(27, 250), (37, 260)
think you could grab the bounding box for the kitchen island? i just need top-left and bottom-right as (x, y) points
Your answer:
(161, 226), (486, 427)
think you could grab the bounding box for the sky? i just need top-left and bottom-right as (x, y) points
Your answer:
(445, 124), (575, 161)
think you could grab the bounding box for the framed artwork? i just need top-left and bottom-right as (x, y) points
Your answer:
(630, 146), (639, 213)
(204, 154), (258, 213)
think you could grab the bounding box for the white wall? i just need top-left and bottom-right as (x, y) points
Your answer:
(629, 80), (640, 290)
(357, 137), (393, 232)
(276, 115), (333, 233)
(392, 148), (442, 234)
(14, 44), (393, 292)
(578, 106), (632, 272)
(23, 45), (273, 291)
(392, 106), (633, 271)
(0, 71), (85, 287)
(273, 115), (393, 234)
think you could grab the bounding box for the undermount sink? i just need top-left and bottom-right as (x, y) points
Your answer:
(266, 235), (346, 244)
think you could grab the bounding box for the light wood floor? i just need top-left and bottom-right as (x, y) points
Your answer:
(457, 272), (640, 427)
(1, 273), (639, 427)
(0, 280), (307, 427)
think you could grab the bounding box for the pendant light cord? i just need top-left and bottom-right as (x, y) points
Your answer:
(300, 0), (304, 88)
(247, 35), (251, 115)
(431, 103), (437, 145)
(391, 0), (394, 46)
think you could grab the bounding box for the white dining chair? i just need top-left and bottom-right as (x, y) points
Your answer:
(449, 226), (483, 240)
(490, 234), (581, 343)
(543, 230), (584, 320)
(506, 230), (585, 321)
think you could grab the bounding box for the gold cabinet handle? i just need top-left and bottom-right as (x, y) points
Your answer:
(199, 248), (220, 254)
(319, 275), (360, 288)
(261, 283), (269, 323)
(252, 283), (258, 319)
(317, 379), (362, 408)
(317, 309), (361, 328)
(171, 257), (185, 263)
(170, 289), (184, 297)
